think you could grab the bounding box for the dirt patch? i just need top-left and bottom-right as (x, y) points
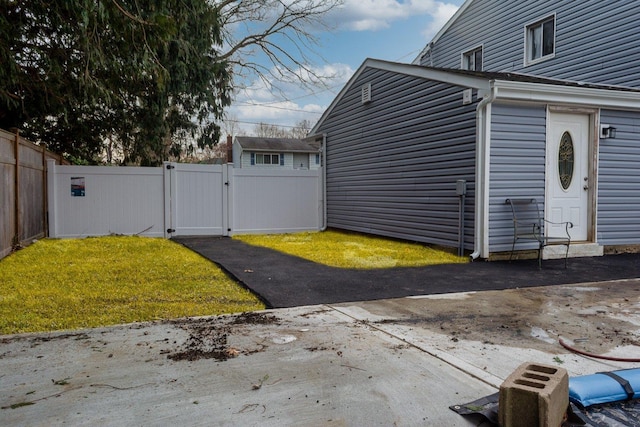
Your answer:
(168, 324), (232, 361)
(168, 312), (280, 362)
(366, 281), (640, 354)
(230, 312), (279, 325)
(298, 309), (332, 318)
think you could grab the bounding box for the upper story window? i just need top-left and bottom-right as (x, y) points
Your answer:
(526, 15), (555, 65)
(462, 46), (483, 71)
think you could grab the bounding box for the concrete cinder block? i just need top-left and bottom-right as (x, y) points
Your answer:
(499, 362), (569, 427)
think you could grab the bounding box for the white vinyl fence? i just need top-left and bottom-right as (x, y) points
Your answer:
(230, 168), (323, 235)
(47, 161), (322, 238)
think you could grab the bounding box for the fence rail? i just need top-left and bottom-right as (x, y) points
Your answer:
(0, 129), (67, 259)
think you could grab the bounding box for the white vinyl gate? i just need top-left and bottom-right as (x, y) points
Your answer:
(164, 163), (228, 237)
(46, 160), (322, 238)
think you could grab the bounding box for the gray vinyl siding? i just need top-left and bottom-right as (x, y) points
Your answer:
(597, 109), (640, 245)
(424, 0), (640, 88)
(488, 103), (547, 253)
(315, 67), (477, 249)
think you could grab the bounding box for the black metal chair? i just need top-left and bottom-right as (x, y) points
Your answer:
(505, 198), (573, 269)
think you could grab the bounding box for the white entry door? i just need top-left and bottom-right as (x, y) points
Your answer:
(546, 112), (590, 241)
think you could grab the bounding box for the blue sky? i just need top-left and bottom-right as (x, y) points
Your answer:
(226, 0), (465, 136)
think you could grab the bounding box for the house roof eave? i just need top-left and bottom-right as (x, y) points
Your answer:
(310, 58), (640, 136)
(247, 148), (320, 154)
(235, 136), (320, 153)
(309, 59), (371, 136)
(493, 79), (640, 110)
(310, 58), (492, 135)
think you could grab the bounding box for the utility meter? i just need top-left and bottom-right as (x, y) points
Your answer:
(456, 179), (467, 196)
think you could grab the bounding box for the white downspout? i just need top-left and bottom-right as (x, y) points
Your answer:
(470, 85), (497, 261)
(320, 133), (328, 231)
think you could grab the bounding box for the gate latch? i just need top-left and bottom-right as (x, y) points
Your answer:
(166, 228), (176, 233)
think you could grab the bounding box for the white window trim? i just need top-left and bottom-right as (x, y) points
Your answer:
(461, 45), (483, 71)
(524, 13), (556, 67)
(255, 153), (281, 166)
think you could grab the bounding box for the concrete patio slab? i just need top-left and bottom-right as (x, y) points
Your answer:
(2, 279), (640, 426)
(1, 306), (493, 426)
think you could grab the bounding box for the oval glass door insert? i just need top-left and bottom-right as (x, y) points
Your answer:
(558, 131), (574, 190)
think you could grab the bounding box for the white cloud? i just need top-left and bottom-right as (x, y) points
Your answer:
(238, 63), (353, 102)
(227, 62), (355, 134)
(421, 2), (460, 39)
(330, 0), (459, 32)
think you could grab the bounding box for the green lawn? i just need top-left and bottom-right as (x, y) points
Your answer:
(0, 236), (264, 335)
(234, 230), (467, 269)
(1, 231), (467, 335)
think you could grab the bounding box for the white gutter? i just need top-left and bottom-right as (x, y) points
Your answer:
(493, 80), (640, 110)
(320, 133), (328, 231)
(470, 84), (497, 261)
(305, 133), (328, 231)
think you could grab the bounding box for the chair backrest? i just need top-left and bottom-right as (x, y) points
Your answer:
(505, 198), (544, 236)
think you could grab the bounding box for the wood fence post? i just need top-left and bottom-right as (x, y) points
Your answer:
(11, 128), (20, 247)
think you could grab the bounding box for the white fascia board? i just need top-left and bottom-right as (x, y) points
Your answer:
(366, 59), (491, 91)
(493, 80), (640, 110)
(412, 0), (476, 64)
(254, 149), (316, 154)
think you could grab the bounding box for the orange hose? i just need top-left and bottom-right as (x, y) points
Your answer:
(558, 337), (640, 363)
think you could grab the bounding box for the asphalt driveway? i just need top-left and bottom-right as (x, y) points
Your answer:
(173, 236), (640, 308)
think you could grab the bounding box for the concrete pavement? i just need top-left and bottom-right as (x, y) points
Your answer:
(2, 279), (640, 426)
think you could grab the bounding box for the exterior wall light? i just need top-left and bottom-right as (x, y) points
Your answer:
(600, 124), (617, 139)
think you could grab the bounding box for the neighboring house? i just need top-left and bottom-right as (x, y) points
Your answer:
(232, 136), (321, 170)
(310, 0), (640, 261)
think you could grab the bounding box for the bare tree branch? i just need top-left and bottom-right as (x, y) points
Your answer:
(215, 0), (343, 94)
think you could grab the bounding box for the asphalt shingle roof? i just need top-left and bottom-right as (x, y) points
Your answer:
(235, 136), (320, 153)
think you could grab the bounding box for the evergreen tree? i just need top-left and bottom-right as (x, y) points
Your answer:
(0, 0), (230, 165)
(0, 0), (339, 165)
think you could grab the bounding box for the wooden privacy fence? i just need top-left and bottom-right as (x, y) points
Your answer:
(0, 129), (67, 260)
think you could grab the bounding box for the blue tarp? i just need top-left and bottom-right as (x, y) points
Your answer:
(452, 369), (640, 427)
(570, 369), (640, 407)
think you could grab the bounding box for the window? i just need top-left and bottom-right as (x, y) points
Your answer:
(558, 131), (574, 190)
(462, 46), (483, 71)
(251, 152), (282, 165)
(255, 153), (280, 165)
(526, 15), (555, 64)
